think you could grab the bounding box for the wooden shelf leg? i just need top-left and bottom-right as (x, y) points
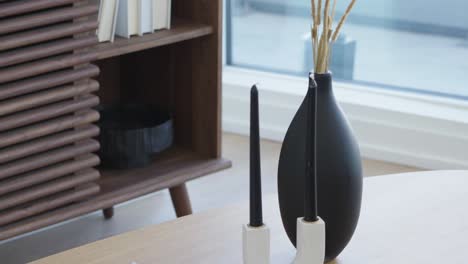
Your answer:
(102, 207), (114, 219)
(169, 184), (193, 217)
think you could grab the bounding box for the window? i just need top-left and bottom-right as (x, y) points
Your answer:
(226, 0), (468, 100)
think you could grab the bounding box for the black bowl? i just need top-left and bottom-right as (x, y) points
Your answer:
(97, 104), (174, 169)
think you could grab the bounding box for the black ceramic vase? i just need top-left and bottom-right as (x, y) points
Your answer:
(278, 72), (363, 262)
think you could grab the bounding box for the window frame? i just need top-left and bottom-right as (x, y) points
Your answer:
(223, 66), (468, 169)
(222, 0), (468, 169)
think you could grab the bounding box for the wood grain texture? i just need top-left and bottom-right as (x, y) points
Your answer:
(0, 125), (99, 164)
(0, 0), (100, 241)
(0, 81), (98, 117)
(93, 57), (121, 105)
(0, 183), (100, 226)
(0, 110), (99, 148)
(0, 154), (230, 240)
(91, 19), (213, 60)
(0, 20), (98, 51)
(173, 1), (223, 158)
(88, 1), (226, 231)
(0, 154), (100, 196)
(98, 148), (228, 195)
(0, 35), (98, 68)
(0, 169), (99, 211)
(0, 66), (99, 101)
(0, 95), (99, 132)
(0, 52), (97, 84)
(0, 0), (79, 18)
(0, 5), (98, 35)
(0, 140), (99, 180)
(169, 184), (193, 217)
(0, 0), (229, 242)
(32, 171), (468, 264)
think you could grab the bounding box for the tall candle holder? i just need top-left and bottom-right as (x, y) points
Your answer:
(293, 78), (325, 264)
(242, 85), (270, 264)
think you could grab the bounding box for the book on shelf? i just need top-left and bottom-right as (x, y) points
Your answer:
(153, 0), (172, 31)
(95, 0), (173, 41)
(138, 0), (153, 36)
(115, 0), (139, 38)
(96, 0), (120, 42)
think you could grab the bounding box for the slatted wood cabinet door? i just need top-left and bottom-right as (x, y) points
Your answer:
(0, 0), (101, 231)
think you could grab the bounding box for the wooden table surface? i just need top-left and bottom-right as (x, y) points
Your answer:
(33, 170), (468, 264)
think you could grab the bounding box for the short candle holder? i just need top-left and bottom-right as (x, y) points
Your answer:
(242, 224), (270, 264)
(294, 217), (326, 264)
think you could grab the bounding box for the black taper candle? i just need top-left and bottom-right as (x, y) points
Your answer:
(304, 77), (319, 222)
(250, 85), (263, 227)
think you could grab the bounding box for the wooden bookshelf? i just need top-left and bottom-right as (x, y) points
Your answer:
(91, 19), (213, 60)
(0, 0), (230, 241)
(0, 148), (229, 240)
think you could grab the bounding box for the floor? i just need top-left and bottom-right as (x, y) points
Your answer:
(0, 133), (420, 264)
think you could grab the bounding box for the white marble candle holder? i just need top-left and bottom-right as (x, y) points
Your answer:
(242, 224), (270, 264)
(294, 217), (326, 264)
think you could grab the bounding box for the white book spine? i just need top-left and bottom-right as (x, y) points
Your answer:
(98, 0), (118, 42)
(96, 1), (102, 42)
(115, 0), (139, 38)
(152, 0), (171, 31)
(110, 0), (120, 42)
(166, 0), (171, 29)
(115, 0), (129, 38)
(138, 0), (153, 36)
(128, 0), (139, 36)
(96, 0), (103, 39)
(152, 0), (160, 30)
(161, 0), (166, 30)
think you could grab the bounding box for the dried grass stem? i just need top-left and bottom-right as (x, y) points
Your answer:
(311, 0), (357, 73)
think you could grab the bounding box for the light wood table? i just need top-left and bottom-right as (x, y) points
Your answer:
(33, 171), (468, 264)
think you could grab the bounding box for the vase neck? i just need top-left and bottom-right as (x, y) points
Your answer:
(313, 73), (332, 91)
(309, 73), (332, 93)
